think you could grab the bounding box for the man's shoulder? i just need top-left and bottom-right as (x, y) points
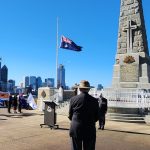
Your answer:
(88, 95), (99, 104)
(88, 94), (98, 100)
(70, 93), (98, 101)
(70, 94), (80, 101)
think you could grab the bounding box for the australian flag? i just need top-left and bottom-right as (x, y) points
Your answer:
(60, 36), (82, 52)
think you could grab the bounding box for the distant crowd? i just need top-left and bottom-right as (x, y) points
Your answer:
(8, 93), (29, 113)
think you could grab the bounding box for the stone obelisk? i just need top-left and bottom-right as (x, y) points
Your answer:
(112, 0), (150, 89)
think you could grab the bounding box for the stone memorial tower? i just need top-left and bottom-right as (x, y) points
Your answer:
(112, 0), (150, 89)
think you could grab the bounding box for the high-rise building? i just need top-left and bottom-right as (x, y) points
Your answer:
(0, 58), (1, 81)
(24, 76), (37, 90)
(8, 79), (15, 87)
(7, 79), (15, 92)
(36, 76), (42, 89)
(1, 65), (8, 83)
(0, 65), (8, 91)
(97, 84), (103, 90)
(57, 64), (66, 89)
(45, 78), (54, 87)
(24, 76), (43, 90)
(24, 76), (29, 87)
(29, 76), (37, 90)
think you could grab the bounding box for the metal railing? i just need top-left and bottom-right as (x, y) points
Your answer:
(90, 88), (150, 108)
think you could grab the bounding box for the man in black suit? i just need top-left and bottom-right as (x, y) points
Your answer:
(68, 80), (99, 150)
(98, 94), (108, 130)
(8, 94), (13, 113)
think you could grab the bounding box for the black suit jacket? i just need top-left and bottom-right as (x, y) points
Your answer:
(68, 92), (99, 138)
(99, 97), (108, 115)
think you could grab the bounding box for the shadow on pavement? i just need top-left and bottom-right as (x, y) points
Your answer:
(0, 118), (7, 120)
(105, 129), (150, 135)
(0, 112), (38, 118)
(57, 127), (69, 131)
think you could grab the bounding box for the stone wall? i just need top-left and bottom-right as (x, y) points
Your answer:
(63, 90), (75, 100)
(118, 0), (148, 54)
(37, 87), (57, 111)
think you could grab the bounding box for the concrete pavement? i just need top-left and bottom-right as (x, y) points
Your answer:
(0, 108), (150, 150)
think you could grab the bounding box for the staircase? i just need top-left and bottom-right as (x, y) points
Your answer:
(56, 101), (146, 123)
(106, 113), (145, 123)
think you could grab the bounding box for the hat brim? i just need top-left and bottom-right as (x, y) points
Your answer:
(78, 86), (94, 89)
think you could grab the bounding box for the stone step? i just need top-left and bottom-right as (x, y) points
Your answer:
(107, 116), (144, 121)
(106, 118), (145, 123)
(106, 113), (145, 123)
(107, 113), (142, 117)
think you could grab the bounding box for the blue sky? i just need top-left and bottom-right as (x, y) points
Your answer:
(0, 0), (150, 88)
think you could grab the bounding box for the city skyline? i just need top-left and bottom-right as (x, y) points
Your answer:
(0, 0), (150, 88)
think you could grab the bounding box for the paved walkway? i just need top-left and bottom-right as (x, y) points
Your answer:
(0, 108), (150, 150)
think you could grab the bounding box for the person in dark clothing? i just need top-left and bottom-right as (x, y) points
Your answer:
(18, 94), (24, 113)
(72, 83), (79, 96)
(8, 94), (13, 113)
(13, 94), (18, 113)
(98, 94), (108, 130)
(68, 80), (99, 150)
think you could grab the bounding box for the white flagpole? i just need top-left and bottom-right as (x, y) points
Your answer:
(56, 17), (59, 88)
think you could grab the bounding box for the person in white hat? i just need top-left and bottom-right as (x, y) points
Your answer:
(68, 80), (99, 150)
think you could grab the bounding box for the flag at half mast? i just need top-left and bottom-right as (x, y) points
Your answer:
(60, 35), (82, 52)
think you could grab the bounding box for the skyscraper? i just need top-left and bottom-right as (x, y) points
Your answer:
(7, 79), (15, 92)
(36, 76), (42, 89)
(24, 76), (37, 90)
(45, 78), (54, 87)
(29, 76), (37, 90)
(0, 65), (8, 91)
(1, 65), (8, 83)
(57, 64), (66, 89)
(0, 58), (1, 81)
(24, 76), (29, 87)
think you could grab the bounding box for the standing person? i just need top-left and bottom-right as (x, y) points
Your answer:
(13, 94), (18, 113)
(8, 94), (13, 113)
(18, 94), (24, 113)
(72, 83), (79, 96)
(68, 80), (99, 150)
(98, 94), (108, 130)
